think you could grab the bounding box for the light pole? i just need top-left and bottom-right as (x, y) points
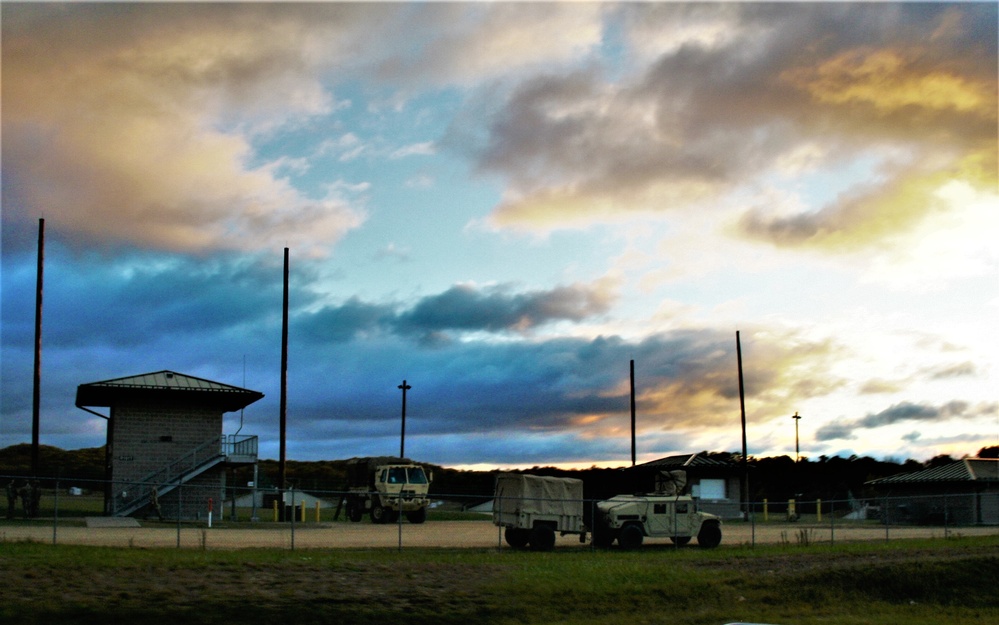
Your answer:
(792, 411), (801, 462)
(398, 380), (411, 458)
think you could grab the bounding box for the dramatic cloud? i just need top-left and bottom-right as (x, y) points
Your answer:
(816, 401), (998, 441)
(471, 3), (996, 255)
(297, 281), (615, 345)
(2, 3), (995, 467)
(2, 4), (377, 255)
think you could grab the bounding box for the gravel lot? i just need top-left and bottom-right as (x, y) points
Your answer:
(2, 519), (995, 550)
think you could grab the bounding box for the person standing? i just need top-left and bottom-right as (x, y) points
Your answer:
(149, 486), (164, 521)
(5, 480), (17, 519)
(17, 481), (32, 519)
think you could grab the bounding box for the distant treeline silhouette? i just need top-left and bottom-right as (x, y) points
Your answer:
(2, 443), (996, 504)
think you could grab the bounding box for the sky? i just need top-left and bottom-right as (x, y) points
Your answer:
(2, 1), (997, 471)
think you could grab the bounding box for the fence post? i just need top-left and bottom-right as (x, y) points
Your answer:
(397, 492), (403, 552)
(829, 498), (835, 546)
(290, 487), (295, 551)
(943, 494), (949, 538)
(751, 500), (756, 548)
(497, 492), (503, 551)
(763, 498), (768, 522)
(53, 473), (59, 545)
(590, 499), (595, 551)
(176, 482), (182, 548)
(816, 498), (822, 523)
(881, 495), (891, 542)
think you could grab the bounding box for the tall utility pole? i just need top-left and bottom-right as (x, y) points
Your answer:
(630, 360), (636, 467)
(736, 331), (748, 519)
(398, 380), (411, 458)
(279, 248), (289, 493)
(792, 411), (802, 462)
(31, 218), (45, 477)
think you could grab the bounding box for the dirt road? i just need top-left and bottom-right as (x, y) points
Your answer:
(3, 519), (995, 550)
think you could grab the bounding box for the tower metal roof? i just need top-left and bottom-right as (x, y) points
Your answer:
(76, 370), (264, 412)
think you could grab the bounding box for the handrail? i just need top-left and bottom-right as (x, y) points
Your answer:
(111, 434), (258, 516)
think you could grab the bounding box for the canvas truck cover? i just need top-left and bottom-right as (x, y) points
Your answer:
(493, 473), (584, 518)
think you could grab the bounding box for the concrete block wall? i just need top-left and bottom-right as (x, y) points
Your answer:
(110, 400), (226, 519)
(111, 401), (222, 484)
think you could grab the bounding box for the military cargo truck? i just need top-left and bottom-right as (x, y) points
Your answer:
(591, 470), (722, 549)
(492, 473), (587, 551)
(493, 470), (721, 550)
(342, 456), (432, 524)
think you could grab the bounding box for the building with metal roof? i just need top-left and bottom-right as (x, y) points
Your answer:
(76, 370), (264, 519)
(866, 458), (999, 525)
(634, 453), (745, 519)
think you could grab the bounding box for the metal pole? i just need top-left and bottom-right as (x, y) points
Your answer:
(792, 412), (801, 462)
(630, 360), (636, 467)
(398, 380), (411, 458)
(279, 248), (289, 492)
(53, 470), (59, 545)
(32, 218), (44, 477)
(176, 483), (182, 548)
(736, 331), (748, 519)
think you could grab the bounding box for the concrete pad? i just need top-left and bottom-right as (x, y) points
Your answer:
(85, 516), (141, 528)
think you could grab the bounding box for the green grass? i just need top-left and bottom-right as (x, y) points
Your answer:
(1, 536), (996, 624)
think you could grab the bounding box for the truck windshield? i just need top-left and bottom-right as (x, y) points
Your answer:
(407, 468), (428, 484)
(387, 468), (407, 484)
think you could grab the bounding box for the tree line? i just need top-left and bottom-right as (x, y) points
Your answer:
(2, 444), (996, 504)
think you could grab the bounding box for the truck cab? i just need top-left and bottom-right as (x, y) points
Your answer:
(345, 457), (432, 523)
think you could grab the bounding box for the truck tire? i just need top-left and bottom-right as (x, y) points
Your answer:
(346, 501), (363, 523)
(504, 527), (530, 549)
(528, 525), (556, 551)
(406, 507), (427, 524)
(697, 522), (722, 548)
(370, 504), (388, 524)
(618, 524), (644, 550)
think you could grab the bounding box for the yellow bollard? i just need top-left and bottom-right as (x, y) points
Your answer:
(763, 498), (769, 522)
(315, 501), (321, 523)
(816, 498), (822, 523)
(299, 501), (306, 522)
(272, 500), (278, 522)
(788, 498), (797, 521)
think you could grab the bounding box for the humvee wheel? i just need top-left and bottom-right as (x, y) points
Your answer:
(406, 507), (427, 524)
(697, 522), (722, 548)
(669, 536), (691, 546)
(504, 527), (530, 549)
(528, 525), (556, 551)
(618, 524), (644, 550)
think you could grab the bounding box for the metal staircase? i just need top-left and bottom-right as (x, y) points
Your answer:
(112, 434), (257, 517)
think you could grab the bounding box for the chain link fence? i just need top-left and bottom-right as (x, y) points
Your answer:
(3, 473), (997, 550)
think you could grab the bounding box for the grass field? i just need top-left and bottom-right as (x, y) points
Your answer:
(1, 535), (996, 625)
